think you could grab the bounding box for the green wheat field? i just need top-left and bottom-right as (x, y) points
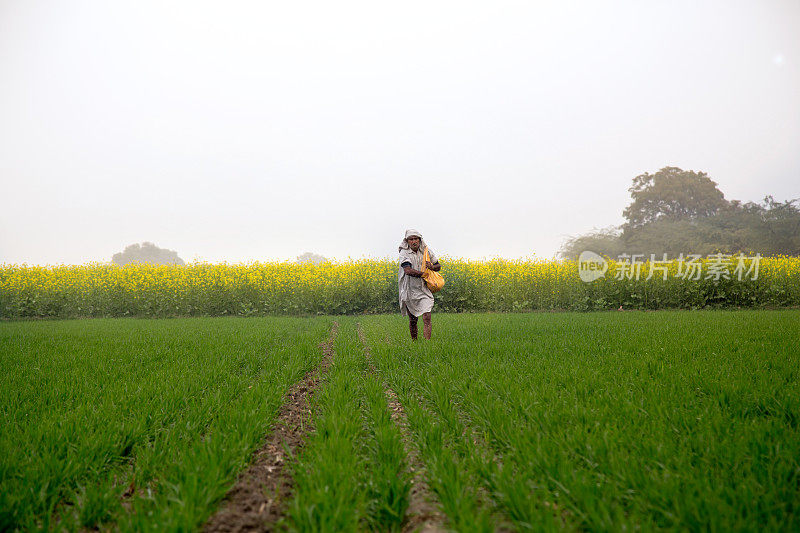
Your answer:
(1, 311), (798, 531)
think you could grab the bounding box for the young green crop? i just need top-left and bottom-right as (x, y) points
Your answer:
(284, 320), (410, 532)
(0, 317), (332, 531)
(360, 310), (800, 531)
(2, 311), (797, 531)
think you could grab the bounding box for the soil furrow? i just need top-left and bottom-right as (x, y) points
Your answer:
(356, 323), (446, 533)
(203, 321), (339, 533)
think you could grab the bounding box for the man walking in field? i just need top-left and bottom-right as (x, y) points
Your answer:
(398, 229), (441, 340)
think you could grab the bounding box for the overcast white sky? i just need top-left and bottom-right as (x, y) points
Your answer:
(1, 0), (798, 265)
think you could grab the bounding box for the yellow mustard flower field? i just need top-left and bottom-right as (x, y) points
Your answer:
(1, 255), (798, 318)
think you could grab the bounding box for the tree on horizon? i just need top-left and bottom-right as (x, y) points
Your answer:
(560, 167), (800, 259)
(112, 242), (185, 266)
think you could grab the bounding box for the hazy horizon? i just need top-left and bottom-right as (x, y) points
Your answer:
(2, 1), (798, 265)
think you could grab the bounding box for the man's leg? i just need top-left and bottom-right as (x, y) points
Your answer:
(409, 314), (418, 340)
(422, 312), (432, 339)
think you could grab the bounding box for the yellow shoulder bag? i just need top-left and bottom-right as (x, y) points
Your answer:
(421, 247), (445, 293)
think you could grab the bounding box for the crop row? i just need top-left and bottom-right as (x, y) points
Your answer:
(284, 321), (410, 531)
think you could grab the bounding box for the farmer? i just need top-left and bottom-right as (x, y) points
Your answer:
(398, 229), (441, 340)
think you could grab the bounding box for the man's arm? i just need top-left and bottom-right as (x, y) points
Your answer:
(401, 261), (424, 277)
(403, 262), (440, 276)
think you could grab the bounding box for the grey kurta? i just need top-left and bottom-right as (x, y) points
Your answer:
(398, 246), (438, 317)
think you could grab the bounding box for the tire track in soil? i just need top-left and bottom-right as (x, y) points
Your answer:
(203, 321), (339, 533)
(356, 323), (447, 533)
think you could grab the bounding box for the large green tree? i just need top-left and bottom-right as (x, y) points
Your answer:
(622, 167), (729, 232)
(560, 167), (800, 259)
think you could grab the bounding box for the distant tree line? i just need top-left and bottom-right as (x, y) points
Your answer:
(560, 167), (800, 259)
(111, 244), (331, 266)
(112, 242), (185, 266)
(296, 252), (328, 265)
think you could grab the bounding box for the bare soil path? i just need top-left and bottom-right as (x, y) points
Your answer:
(203, 321), (339, 533)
